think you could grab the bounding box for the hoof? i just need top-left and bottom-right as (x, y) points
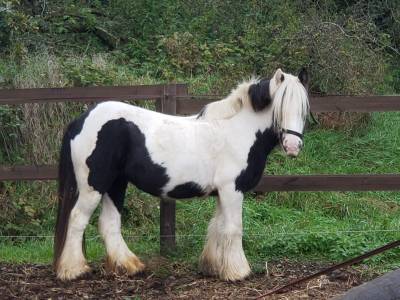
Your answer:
(199, 255), (218, 277)
(56, 263), (91, 281)
(199, 251), (251, 281)
(105, 254), (145, 275)
(219, 266), (251, 282)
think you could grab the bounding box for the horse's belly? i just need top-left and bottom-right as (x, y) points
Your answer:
(165, 181), (208, 199)
(130, 171), (213, 199)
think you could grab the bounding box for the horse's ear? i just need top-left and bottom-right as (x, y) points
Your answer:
(298, 67), (309, 89)
(273, 68), (285, 85)
(248, 79), (272, 112)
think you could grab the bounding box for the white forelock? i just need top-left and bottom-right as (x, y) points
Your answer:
(271, 72), (309, 130)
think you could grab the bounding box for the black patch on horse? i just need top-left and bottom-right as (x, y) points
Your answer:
(63, 105), (96, 141)
(86, 118), (169, 198)
(235, 128), (279, 193)
(107, 175), (128, 212)
(167, 182), (205, 199)
(248, 79), (272, 112)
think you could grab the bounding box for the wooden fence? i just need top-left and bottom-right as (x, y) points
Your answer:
(1, 85), (400, 251)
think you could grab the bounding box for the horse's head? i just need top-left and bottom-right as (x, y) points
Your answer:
(273, 68), (309, 157)
(198, 68), (309, 158)
(249, 68), (310, 157)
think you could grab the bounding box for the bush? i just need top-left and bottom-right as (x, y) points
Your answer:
(0, 0), (39, 60)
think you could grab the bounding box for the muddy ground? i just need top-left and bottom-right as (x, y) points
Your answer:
(0, 259), (371, 299)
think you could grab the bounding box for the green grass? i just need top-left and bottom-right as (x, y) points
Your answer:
(267, 112), (400, 175)
(1, 112), (399, 275)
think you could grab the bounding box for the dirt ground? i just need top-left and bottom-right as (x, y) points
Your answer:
(0, 259), (369, 299)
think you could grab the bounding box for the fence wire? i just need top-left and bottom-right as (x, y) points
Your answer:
(0, 228), (399, 241)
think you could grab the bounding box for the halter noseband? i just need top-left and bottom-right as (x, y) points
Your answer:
(279, 128), (304, 151)
(280, 128), (303, 140)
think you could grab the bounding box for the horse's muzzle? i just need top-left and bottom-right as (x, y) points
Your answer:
(279, 128), (303, 158)
(284, 147), (300, 157)
(282, 139), (302, 157)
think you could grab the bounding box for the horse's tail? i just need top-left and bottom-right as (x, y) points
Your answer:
(54, 125), (79, 270)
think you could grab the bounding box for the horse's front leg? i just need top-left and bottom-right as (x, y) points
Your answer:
(199, 183), (250, 281)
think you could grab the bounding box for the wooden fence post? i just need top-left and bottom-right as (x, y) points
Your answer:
(159, 84), (177, 253)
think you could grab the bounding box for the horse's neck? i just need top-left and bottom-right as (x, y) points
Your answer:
(227, 107), (273, 133)
(220, 108), (278, 153)
(200, 95), (242, 120)
(222, 108), (279, 192)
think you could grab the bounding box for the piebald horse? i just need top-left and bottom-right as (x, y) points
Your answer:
(54, 68), (309, 281)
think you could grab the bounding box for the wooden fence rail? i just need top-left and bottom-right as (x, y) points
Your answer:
(1, 86), (400, 251)
(1, 166), (400, 192)
(0, 84), (188, 104)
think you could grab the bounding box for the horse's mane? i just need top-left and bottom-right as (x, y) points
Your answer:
(197, 74), (309, 127)
(196, 78), (258, 121)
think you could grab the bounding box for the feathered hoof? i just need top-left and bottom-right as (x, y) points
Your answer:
(56, 263), (91, 281)
(199, 253), (251, 282)
(105, 254), (145, 276)
(199, 255), (219, 277)
(218, 265), (251, 282)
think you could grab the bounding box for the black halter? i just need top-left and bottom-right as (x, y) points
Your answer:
(279, 128), (304, 151)
(280, 128), (304, 140)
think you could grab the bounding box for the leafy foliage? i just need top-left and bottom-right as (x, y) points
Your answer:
(1, 0), (398, 92)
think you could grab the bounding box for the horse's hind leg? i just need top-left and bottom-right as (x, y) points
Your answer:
(57, 189), (102, 280)
(99, 177), (145, 275)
